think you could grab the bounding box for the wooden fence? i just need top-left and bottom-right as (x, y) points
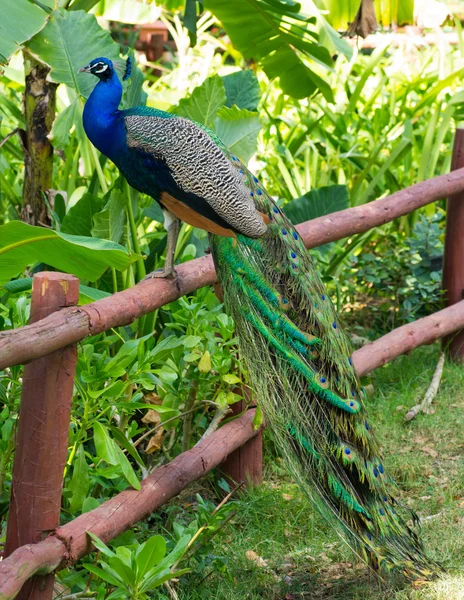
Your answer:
(1, 130), (464, 599)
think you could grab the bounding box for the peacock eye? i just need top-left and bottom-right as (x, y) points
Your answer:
(93, 63), (108, 73)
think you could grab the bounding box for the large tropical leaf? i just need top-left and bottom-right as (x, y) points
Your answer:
(0, 221), (139, 286)
(173, 75), (227, 127)
(314, 0), (415, 30)
(283, 184), (349, 224)
(0, 0), (49, 64)
(222, 70), (261, 112)
(204, 0), (334, 101)
(214, 106), (261, 163)
(27, 9), (120, 98)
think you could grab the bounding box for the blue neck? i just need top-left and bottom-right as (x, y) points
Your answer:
(83, 72), (125, 161)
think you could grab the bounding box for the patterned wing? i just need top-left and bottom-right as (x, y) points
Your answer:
(124, 114), (267, 238)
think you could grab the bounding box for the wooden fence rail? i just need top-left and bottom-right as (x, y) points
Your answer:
(2, 165), (464, 371)
(1, 300), (463, 599)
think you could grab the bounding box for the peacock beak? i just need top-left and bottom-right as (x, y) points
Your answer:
(78, 65), (91, 73)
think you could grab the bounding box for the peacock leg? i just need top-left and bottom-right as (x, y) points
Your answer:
(144, 210), (180, 280)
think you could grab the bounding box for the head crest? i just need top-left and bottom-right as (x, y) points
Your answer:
(123, 56), (132, 81)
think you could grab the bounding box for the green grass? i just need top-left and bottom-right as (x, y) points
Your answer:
(178, 344), (464, 599)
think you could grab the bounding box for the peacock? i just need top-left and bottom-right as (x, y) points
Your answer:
(79, 56), (438, 579)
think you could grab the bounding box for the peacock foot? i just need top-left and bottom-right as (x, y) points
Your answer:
(143, 267), (178, 281)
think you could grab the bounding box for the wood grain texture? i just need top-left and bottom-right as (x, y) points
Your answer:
(4, 272), (79, 600)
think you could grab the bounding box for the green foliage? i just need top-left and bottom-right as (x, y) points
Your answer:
(222, 70), (261, 112)
(339, 214), (444, 333)
(0, 0), (49, 64)
(316, 0), (415, 29)
(28, 9), (120, 98)
(83, 531), (190, 598)
(0, 221), (138, 286)
(173, 74), (227, 127)
(204, 0), (334, 101)
(215, 105), (262, 163)
(284, 184), (349, 223)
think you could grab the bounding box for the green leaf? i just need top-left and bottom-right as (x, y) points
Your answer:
(302, 0), (352, 59)
(215, 106), (261, 164)
(0, 0), (48, 64)
(0, 221), (138, 286)
(143, 201), (164, 223)
(27, 9), (120, 98)
(68, 444), (89, 513)
(91, 187), (127, 244)
(82, 564), (123, 587)
(108, 556), (136, 587)
(0, 279), (110, 304)
(204, 0), (333, 100)
(283, 184), (349, 224)
(253, 405), (263, 430)
(173, 75), (227, 127)
(1, 277), (33, 294)
(113, 443), (141, 490)
(61, 193), (104, 237)
(94, 422), (119, 466)
(82, 497), (100, 513)
(94, 423), (141, 490)
(222, 70), (261, 111)
(87, 531), (117, 558)
(222, 374), (241, 385)
(140, 568), (190, 593)
(150, 336), (184, 361)
(198, 351), (212, 373)
(88, 380), (127, 399)
(51, 98), (80, 150)
(135, 535), (166, 582)
(78, 284), (112, 305)
(108, 425), (145, 469)
(183, 0), (198, 45)
(182, 335), (202, 349)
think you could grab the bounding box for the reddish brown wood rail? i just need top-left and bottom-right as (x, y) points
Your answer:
(2, 297), (462, 599)
(0, 409), (262, 600)
(2, 166), (464, 371)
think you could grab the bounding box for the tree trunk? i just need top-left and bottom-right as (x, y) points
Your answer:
(21, 55), (57, 226)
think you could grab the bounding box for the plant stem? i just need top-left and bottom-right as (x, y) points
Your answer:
(182, 381), (198, 452)
(111, 268), (118, 294)
(89, 144), (108, 194)
(198, 405), (230, 442)
(125, 181), (146, 282)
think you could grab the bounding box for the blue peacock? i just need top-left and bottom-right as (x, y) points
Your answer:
(80, 56), (438, 578)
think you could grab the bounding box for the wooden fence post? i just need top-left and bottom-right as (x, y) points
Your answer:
(214, 283), (263, 487)
(220, 389), (263, 487)
(442, 128), (464, 362)
(4, 272), (79, 600)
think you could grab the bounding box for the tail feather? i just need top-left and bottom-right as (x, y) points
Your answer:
(210, 187), (438, 579)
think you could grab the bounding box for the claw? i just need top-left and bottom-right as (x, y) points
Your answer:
(143, 267), (178, 281)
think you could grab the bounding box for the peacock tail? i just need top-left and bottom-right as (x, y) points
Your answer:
(209, 161), (436, 579)
(79, 56), (439, 579)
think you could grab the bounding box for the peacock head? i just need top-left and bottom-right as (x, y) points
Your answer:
(79, 56), (132, 82)
(79, 57), (115, 81)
